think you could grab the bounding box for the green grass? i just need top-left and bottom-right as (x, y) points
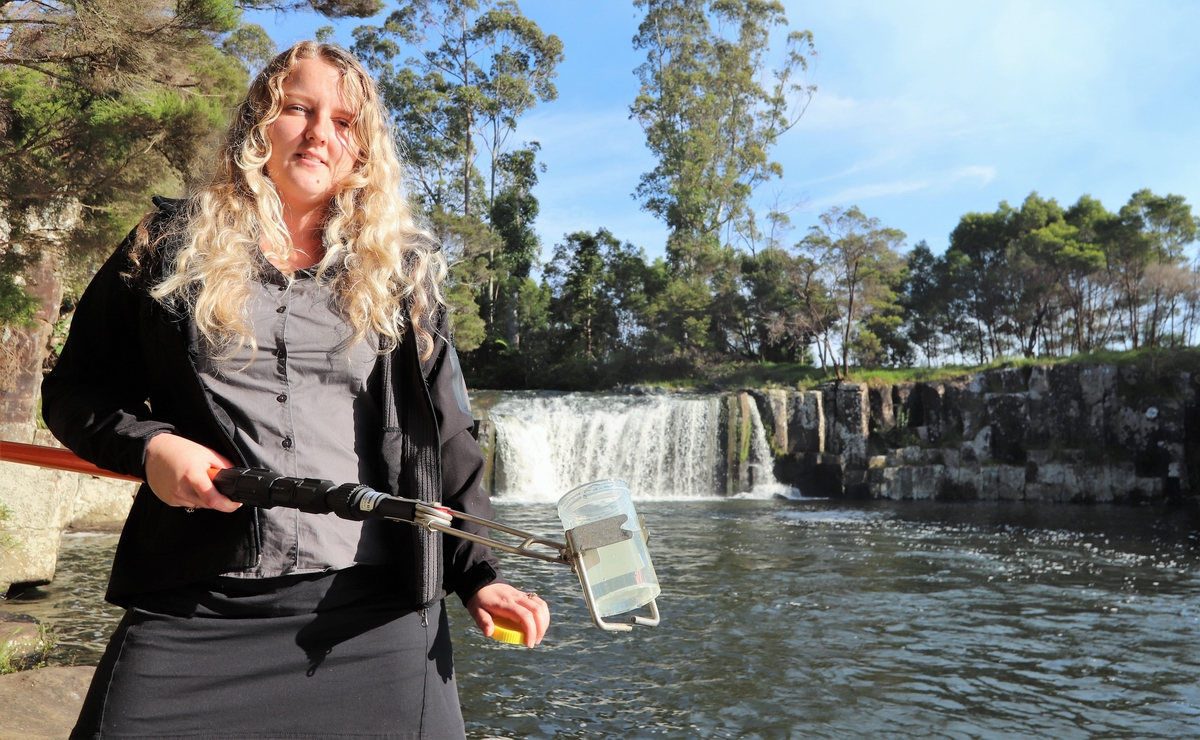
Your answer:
(465, 346), (1198, 393)
(0, 622), (55, 675)
(643, 347), (1200, 392)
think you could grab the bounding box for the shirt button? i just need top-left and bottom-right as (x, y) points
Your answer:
(282, 437), (293, 449)
(277, 394), (287, 403)
(276, 305), (286, 314)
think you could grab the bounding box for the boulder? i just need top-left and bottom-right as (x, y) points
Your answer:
(0, 462), (77, 592)
(978, 465), (1026, 501)
(0, 665), (94, 740)
(0, 460), (136, 593)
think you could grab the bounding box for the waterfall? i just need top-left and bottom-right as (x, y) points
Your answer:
(486, 391), (794, 501)
(489, 393), (723, 501)
(741, 397), (796, 500)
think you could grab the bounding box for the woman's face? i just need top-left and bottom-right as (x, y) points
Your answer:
(265, 57), (358, 213)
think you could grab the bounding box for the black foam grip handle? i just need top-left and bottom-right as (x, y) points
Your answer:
(211, 468), (418, 524)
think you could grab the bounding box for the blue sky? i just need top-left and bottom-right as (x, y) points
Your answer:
(247, 1), (1200, 261)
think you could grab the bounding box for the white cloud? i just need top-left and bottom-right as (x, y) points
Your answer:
(807, 165), (996, 211)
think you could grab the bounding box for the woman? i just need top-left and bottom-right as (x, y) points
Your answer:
(42, 41), (548, 739)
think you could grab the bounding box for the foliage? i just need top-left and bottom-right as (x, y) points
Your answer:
(243, 0), (385, 17)
(352, 0), (563, 217)
(352, 0), (561, 365)
(910, 190), (1200, 367)
(799, 206), (907, 377)
(0, 619), (56, 675)
(0, 272), (38, 325)
(0, 0), (280, 322)
(630, 0), (815, 276)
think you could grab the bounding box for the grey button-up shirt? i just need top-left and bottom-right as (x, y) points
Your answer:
(198, 264), (394, 578)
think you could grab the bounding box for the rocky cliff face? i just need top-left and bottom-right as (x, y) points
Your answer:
(745, 364), (1199, 503)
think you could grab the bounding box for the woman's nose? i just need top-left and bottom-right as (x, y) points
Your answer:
(306, 114), (331, 143)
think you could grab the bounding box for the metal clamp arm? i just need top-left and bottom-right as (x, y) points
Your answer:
(410, 502), (570, 564)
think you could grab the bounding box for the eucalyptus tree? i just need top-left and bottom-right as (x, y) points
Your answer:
(901, 241), (950, 366)
(488, 144), (542, 346)
(631, 0), (815, 273)
(799, 207), (906, 378)
(352, 0), (562, 217)
(630, 0), (814, 355)
(352, 1), (561, 347)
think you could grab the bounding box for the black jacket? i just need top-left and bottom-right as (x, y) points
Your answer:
(42, 197), (502, 608)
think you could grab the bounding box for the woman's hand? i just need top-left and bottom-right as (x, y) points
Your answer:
(144, 433), (239, 512)
(466, 582), (551, 648)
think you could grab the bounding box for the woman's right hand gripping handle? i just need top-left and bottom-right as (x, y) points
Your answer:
(144, 433), (240, 512)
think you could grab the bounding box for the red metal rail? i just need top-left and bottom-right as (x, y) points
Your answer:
(0, 441), (142, 482)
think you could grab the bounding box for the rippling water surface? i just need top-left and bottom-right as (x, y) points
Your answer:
(5, 500), (1200, 739)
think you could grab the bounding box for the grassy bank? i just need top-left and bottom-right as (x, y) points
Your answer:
(466, 347), (1200, 392)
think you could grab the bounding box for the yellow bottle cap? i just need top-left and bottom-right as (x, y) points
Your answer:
(489, 616), (526, 646)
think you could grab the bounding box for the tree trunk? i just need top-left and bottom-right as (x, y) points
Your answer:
(0, 249), (63, 443)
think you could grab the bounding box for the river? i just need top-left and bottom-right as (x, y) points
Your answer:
(5, 497), (1199, 739)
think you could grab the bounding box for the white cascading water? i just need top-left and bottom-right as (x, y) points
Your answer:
(488, 392), (788, 501)
(490, 393), (720, 501)
(741, 397), (798, 500)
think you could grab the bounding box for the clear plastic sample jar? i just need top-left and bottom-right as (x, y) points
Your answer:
(557, 479), (660, 617)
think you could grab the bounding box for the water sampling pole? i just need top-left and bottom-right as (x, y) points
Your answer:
(0, 441), (661, 634)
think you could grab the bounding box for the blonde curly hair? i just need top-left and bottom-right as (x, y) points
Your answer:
(148, 41), (445, 360)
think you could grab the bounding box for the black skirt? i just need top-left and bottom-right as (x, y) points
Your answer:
(72, 566), (464, 740)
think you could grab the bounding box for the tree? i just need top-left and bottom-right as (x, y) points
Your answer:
(1107, 189), (1198, 348)
(489, 145), (542, 279)
(487, 144), (541, 346)
(943, 203), (1019, 362)
(741, 247), (807, 361)
(1061, 195), (1117, 352)
(243, 0), (384, 17)
(630, 0), (815, 276)
(799, 206), (905, 377)
(426, 207), (500, 351)
(352, 0), (561, 358)
(0, 0), (258, 438)
(544, 229), (631, 360)
(352, 0), (562, 218)
(901, 241), (950, 366)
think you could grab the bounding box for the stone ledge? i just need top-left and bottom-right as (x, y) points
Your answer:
(0, 665), (94, 740)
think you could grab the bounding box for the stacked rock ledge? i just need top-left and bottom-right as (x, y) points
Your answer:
(742, 363), (1199, 503)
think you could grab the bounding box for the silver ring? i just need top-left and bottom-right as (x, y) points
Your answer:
(525, 592), (538, 600)
(184, 507), (196, 514)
